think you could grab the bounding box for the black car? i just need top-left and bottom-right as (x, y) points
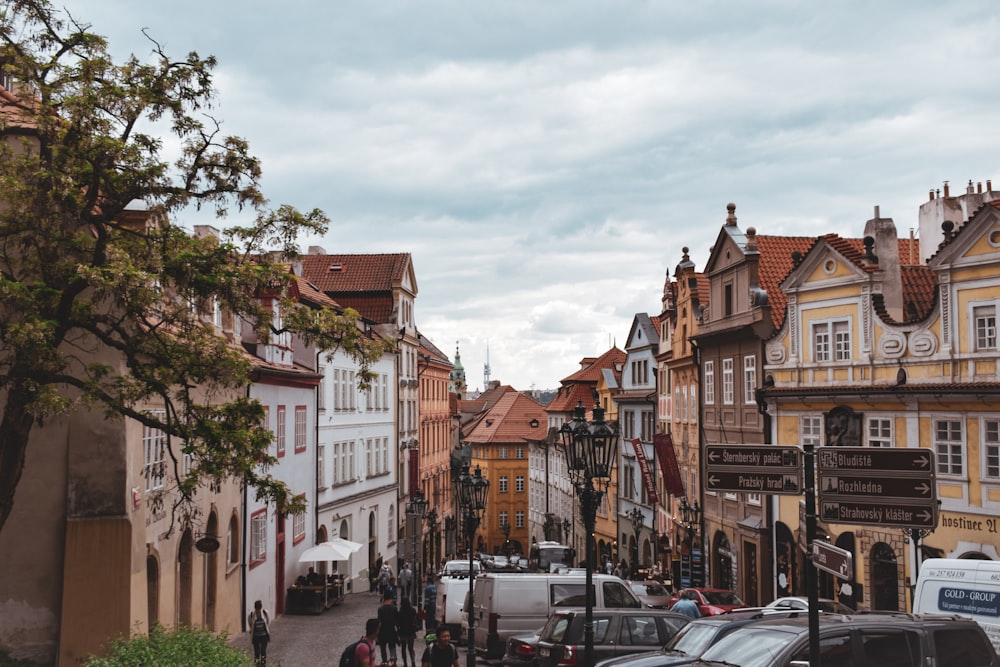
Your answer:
(536, 608), (690, 667)
(595, 608), (809, 667)
(689, 611), (1000, 667)
(502, 632), (541, 667)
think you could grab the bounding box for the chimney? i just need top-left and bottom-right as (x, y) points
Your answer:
(307, 245), (327, 255)
(863, 207), (903, 321)
(929, 189), (935, 201)
(943, 181), (950, 198)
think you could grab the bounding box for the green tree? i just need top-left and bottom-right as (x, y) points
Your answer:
(0, 0), (391, 534)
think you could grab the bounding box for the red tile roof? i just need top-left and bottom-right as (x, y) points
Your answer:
(546, 382), (596, 413)
(464, 388), (548, 444)
(559, 347), (626, 384)
(0, 85), (34, 131)
(300, 253), (411, 293)
(754, 235), (817, 332)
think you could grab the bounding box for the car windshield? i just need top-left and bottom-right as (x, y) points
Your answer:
(665, 621), (723, 656)
(703, 590), (745, 606)
(635, 582), (669, 596)
(700, 626), (797, 667)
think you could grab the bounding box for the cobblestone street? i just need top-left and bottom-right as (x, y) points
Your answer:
(230, 592), (474, 667)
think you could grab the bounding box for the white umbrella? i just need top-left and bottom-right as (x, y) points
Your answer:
(299, 540), (357, 562)
(298, 538), (363, 607)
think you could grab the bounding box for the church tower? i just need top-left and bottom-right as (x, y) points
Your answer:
(449, 341), (467, 399)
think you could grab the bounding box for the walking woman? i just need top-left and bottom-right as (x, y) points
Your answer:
(247, 600), (271, 666)
(397, 596), (420, 667)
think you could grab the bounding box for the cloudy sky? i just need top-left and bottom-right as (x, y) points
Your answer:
(57, 0), (1000, 391)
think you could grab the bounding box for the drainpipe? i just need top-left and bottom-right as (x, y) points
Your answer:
(241, 382), (251, 632)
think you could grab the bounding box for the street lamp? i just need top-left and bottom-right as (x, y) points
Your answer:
(679, 498), (702, 587)
(407, 490), (429, 606)
(425, 508), (438, 577)
(457, 463), (489, 667)
(501, 521), (511, 557)
(628, 506), (644, 578)
(559, 400), (619, 667)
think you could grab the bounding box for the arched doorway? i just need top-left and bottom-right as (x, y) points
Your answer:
(775, 522), (795, 597)
(146, 554), (160, 629)
(713, 531), (733, 591)
(178, 529), (193, 626)
(205, 512), (218, 630)
(871, 542), (899, 610)
(316, 524), (329, 576)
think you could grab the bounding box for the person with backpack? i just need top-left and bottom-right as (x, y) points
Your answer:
(420, 627), (460, 667)
(341, 617), (380, 667)
(376, 592), (401, 665)
(397, 596), (420, 667)
(246, 600), (271, 666)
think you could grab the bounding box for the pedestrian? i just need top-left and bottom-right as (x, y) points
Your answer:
(671, 590), (701, 619)
(351, 618), (380, 667)
(385, 575), (399, 606)
(399, 561), (414, 601)
(379, 562), (392, 595)
(247, 600), (271, 666)
(604, 558), (613, 575)
(397, 596), (420, 667)
(423, 574), (438, 631)
(420, 627), (460, 667)
(377, 592), (401, 665)
(372, 553), (384, 594)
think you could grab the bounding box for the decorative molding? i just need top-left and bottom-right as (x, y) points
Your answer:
(908, 330), (938, 357)
(879, 331), (906, 358)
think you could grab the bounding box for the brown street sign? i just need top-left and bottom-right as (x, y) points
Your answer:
(705, 445), (803, 496)
(819, 500), (936, 529)
(819, 475), (934, 499)
(706, 470), (802, 494)
(812, 541), (852, 580)
(817, 447), (932, 475)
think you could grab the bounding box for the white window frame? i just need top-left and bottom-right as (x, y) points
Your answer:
(743, 355), (756, 404)
(142, 410), (167, 492)
(973, 303), (998, 352)
(722, 358), (734, 405)
(499, 476), (509, 493)
(516, 475), (525, 492)
(293, 506), (306, 542)
(801, 415), (823, 447)
(983, 416), (1000, 481)
(515, 510), (525, 528)
(318, 445), (326, 488)
(251, 510), (267, 564)
(933, 417), (965, 478)
(704, 360), (715, 405)
(812, 318), (851, 362)
(866, 416), (893, 448)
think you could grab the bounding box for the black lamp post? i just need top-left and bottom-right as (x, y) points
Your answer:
(457, 463), (489, 667)
(407, 490), (429, 606)
(562, 518), (571, 545)
(628, 506), (644, 578)
(425, 508), (438, 578)
(559, 400), (619, 667)
(679, 498), (702, 587)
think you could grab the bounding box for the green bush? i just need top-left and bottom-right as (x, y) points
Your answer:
(84, 625), (257, 667)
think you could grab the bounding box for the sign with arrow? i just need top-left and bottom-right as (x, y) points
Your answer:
(704, 445), (803, 495)
(817, 446), (938, 530)
(812, 540), (852, 580)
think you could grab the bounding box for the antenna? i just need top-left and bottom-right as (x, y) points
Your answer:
(484, 342), (491, 387)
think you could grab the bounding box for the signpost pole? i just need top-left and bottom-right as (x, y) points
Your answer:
(804, 444), (819, 667)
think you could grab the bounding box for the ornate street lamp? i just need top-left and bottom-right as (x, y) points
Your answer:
(628, 506), (644, 578)
(679, 498), (702, 587)
(425, 508), (438, 577)
(559, 400), (619, 667)
(501, 521), (511, 557)
(407, 490), (429, 606)
(457, 463), (489, 667)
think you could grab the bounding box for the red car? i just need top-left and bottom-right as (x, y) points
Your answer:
(668, 588), (747, 616)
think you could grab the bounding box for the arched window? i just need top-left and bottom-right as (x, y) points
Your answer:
(146, 554), (160, 629)
(228, 514), (240, 566)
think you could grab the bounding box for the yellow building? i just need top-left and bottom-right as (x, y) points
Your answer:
(761, 198), (1000, 610)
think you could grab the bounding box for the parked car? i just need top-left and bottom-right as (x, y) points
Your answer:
(594, 609), (810, 667)
(536, 608), (691, 667)
(764, 596), (855, 614)
(627, 580), (674, 609)
(502, 631), (541, 667)
(668, 588), (747, 616)
(687, 612), (1000, 667)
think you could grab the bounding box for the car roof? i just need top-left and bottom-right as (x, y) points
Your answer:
(551, 608), (690, 619)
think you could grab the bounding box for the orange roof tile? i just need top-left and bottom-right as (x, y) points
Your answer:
(754, 235), (818, 332)
(560, 347), (625, 384)
(464, 388), (548, 444)
(546, 382), (596, 413)
(300, 253), (411, 292)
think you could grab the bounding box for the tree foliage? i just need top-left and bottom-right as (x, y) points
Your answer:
(0, 0), (391, 534)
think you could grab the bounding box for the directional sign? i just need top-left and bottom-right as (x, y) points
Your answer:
(707, 470), (803, 494)
(819, 500), (936, 529)
(705, 445), (803, 495)
(812, 541), (852, 580)
(817, 446), (938, 530)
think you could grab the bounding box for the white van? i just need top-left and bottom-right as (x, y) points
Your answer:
(912, 557), (1000, 652)
(471, 571), (642, 660)
(436, 573), (475, 643)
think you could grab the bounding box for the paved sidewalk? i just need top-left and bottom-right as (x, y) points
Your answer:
(230, 591), (384, 666)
